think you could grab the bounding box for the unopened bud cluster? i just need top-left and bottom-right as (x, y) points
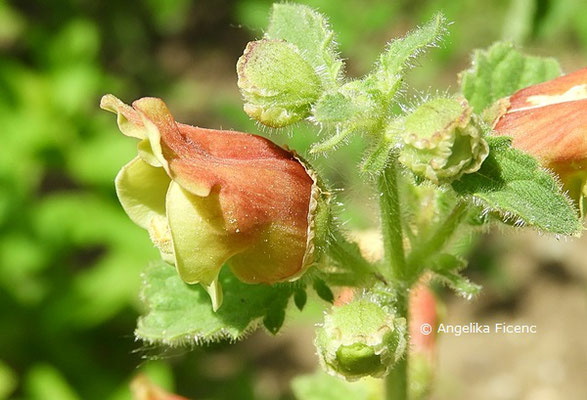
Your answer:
(398, 97), (489, 184)
(315, 299), (407, 381)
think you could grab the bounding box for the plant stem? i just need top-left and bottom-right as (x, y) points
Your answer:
(378, 159), (409, 400)
(385, 290), (408, 400)
(378, 160), (407, 282)
(407, 200), (469, 279)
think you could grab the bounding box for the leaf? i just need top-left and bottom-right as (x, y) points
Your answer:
(294, 288), (307, 311)
(452, 136), (582, 235)
(292, 371), (381, 400)
(430, 253), (467, 273)
(313, 278), (334, 303)
(136, 262), (295, 345)
(375, 13), (448, 97)
(459, 42), (561, 113)
(266, 3), (342, 89)
(434, 270), (481, 300)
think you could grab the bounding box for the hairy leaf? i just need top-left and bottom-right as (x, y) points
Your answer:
(136, 262), (295, 345)
(459, 42), (561, 113)
(375, 13), (447, 97)
(452, 136), (582, 235)
(266, 3), (342, 89)
(434, 270), (481, 300)
(292, 371), (380, 400)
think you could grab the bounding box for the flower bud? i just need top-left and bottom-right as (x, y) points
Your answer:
(492, 68), (587, 206)
(237, 39), (322, 128)
(399, 97), (489, 184)
(315, 299), (407, 381)
(100, 95), (330, 310)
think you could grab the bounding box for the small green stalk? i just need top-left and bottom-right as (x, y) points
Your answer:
(384, 289), (408, 400)
(378, 158), (409, 400)
(378, 159), (407, 282)
(407, 201), (469, 279)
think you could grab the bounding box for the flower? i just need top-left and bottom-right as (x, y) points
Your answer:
(398, 97), (489, 184)
(100, 95), (329, 310)
(492, 67), (587, 208)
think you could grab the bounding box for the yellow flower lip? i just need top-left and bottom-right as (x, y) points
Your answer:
(101, 94), (328, 310)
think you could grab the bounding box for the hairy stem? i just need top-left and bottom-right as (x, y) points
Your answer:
(378, 160), (407, 282)
(378, 159), (409, 400)
(407, 200), (469, 279)
(385, 291), (408, 400)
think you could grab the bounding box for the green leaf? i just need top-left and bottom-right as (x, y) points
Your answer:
(294, 288), (307, 311)
(313, 278), (334, 303)
(136, 262), (295, 345)
(375, 13), (447, 97)
(434, 270), (481, 300)
(0, 361), (17, 400)
(292, 371), (380, 400)
(310, 80), (384, 153)
(430, 253), (467, 273)
(459, 42), (561, 113)
(452, 136), (582, 235)
(266, 3), (342, 89)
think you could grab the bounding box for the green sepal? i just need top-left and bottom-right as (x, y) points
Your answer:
(313, 278), (334, 303)
(294, 288), (308, 311)
(237, 39), (321, 127)
(452, 136), (582, 236)
(263, 306), (286, 335)
(459, 41), (561, 113)
(136, 262), (296, 345)
(266, 3), (342, 89)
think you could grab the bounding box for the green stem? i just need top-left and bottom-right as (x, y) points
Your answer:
(378, 159), (409, 400)
(385, 291), (408, 400)
(407, 200), (469, 279)
(378, 160), (407, 282)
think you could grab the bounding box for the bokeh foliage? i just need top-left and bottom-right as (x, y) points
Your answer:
(0, 0), (584, 399)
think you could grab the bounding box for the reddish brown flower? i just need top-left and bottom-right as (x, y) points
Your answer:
(101, 95), (329, 309)
(492, 68), (587, 205)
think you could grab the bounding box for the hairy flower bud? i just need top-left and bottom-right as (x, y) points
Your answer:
(315, 299), (407, 381)
(101, 95), (330, 310)
(237, 39), (322, 127)
(399, 97), (489, 184)
(492, 67), (587, 207)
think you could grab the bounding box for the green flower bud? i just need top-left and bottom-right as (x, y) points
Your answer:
(315, 299), (407, 381)
(398, 97), (489, 184)
(237, 39), (322, 128)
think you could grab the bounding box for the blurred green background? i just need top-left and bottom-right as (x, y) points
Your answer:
(0, 0), (585, 399)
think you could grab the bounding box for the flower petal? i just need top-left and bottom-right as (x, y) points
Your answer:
(165, 181), (250, 285)
(115, 156), (170, 231)
(493, 67), (587, 169)
(100, 94), (146, 139)
(115, 156), (173, 259)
